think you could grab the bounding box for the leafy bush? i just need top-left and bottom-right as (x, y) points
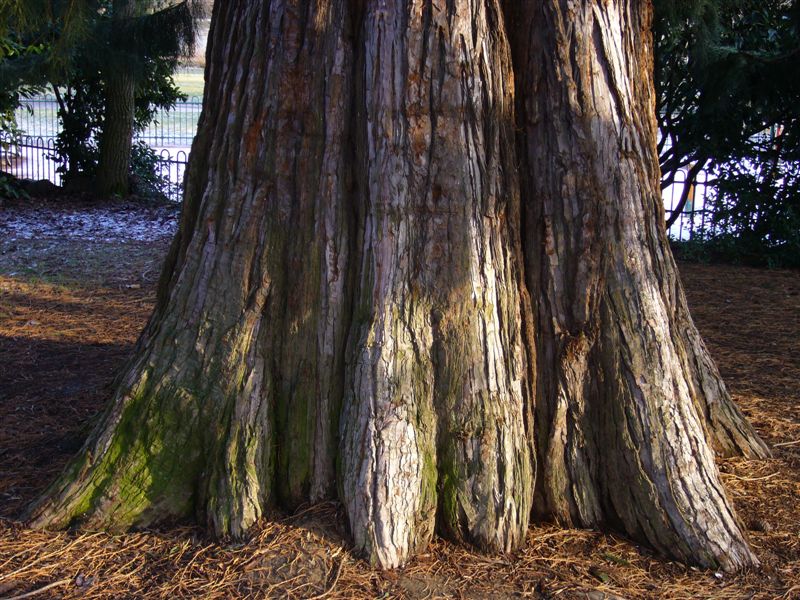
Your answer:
(51, 47), (186, 196)
(0, 171), (27, 200)
(673, 128), (800, 269)
(1, 34), (45, 153)
(129, 141), (173, 201)
(2, 0), (199, 199)
(704, 139), (800, 268)
(656, 0), (800, 268)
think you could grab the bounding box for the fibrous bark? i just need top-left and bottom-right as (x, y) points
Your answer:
(506, 0), (763, 569)
(29, 0), (766, 573)
(340, 0), (534, 567)
(31, 0), (355, 536)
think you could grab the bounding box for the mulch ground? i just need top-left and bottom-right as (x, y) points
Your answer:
(0, 202), (798, 598)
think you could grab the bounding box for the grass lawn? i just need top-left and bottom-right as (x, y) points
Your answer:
(174, 67), (205, 99)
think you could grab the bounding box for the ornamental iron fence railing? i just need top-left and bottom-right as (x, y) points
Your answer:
(4, 95), (714, 240)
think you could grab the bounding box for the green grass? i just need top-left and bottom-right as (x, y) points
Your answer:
(174, 68), (205, 99)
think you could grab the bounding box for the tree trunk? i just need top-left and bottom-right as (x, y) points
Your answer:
(28, 0), (765, 573)
(505, 0), (763, 569)
(339, 0), (534, 567)
(96, 0), (137, 196)
(30, 0), (356, 537)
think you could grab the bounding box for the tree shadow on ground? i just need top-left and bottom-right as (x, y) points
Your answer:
(0, 335), (133, 518)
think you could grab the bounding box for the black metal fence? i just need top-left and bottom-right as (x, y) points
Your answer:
(13, 95), (203, 148)
(4, 95), (715, 239)
(152, 148), (190, 203)
(662, 168), (716, 241)
(1, 135), (188, 203)
(1, 136), (64, 187)
(2, 96), (200, 203)
(12, 98), (59, 140)
(139, 99), (202, 148)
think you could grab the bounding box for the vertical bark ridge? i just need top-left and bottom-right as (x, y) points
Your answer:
(340, 0), (533, 569)
(28, 0), (355, 537)
(507, 0), (758, 570)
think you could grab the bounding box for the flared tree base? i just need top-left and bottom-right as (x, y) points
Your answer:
(28, 0), (765, 574)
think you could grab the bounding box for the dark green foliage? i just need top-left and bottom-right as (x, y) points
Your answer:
(50, 3), (188, 192)
(104, 1), (199, 79)
(129, 141), (172, 200)
(655, 0), (799, 185)
(0, 34), (46, 141)
(0, 1), (199, 82)
(656, 0), (800, 267)
(654, 0), (722, 188)
(52, 78), (102, 182)
(1, 1), (201, 198)
(0, 172), (28, 200)
(0, 2), (99, 71)
(701, 132), (800, 267)
(1, 36), (45, 204)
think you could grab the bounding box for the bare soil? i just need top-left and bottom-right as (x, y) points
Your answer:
(0, 200), (798, 599)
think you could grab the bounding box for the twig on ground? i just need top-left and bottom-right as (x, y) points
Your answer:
(774, 440), (800, 448)
(0, 578), (72, 600)
(728, 472), (779, 482)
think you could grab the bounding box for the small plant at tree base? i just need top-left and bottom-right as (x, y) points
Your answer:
(0, 172), (28, 201)
(129, 141), (173, 201)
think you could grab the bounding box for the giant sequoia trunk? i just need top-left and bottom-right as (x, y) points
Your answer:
(29, 0), (768, 572)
